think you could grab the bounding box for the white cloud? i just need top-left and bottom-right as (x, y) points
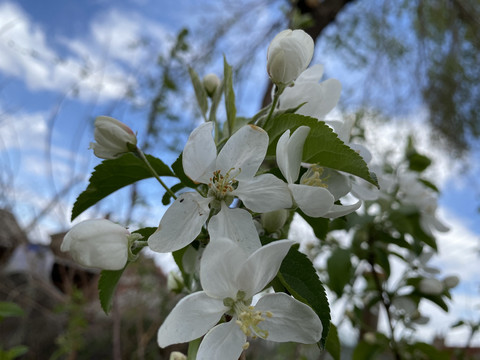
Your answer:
(434, 208), (480, 284)
(0, 2), (172, 102)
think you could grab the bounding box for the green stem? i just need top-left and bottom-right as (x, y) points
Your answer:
(187, 338), (202, 360)
(259, 83), (285, 127)
(135, 148), (177, 200)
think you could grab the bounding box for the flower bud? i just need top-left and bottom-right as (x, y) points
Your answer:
(443, 275), (460, 289)
(169, 352), (187, 360)
(203, 73), (220, 97)
(363, 332), (376, 345)
(419, 278), (444, 295)
(267, 29), (314, 85)
(61, 219), (130, 270)
(261, 209), (289, 233)
(167, 271), (184, 293)
(89, 116), (137, 159)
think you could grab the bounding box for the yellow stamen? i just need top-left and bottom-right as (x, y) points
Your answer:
(300, 165), (329, 188)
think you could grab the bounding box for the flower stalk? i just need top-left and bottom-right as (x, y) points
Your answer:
(133, 147), (177, 200)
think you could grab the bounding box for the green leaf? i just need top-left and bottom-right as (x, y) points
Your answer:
(264, 114), (378, 187)
(325, 323), (341, 360)
(298, 210), (330, 240)
(277, 246), (331, 348)
(352, 340), (383, 360)
(0, 302), (25, 319)
(188, 67), (208, 120)
(223, 56), (236, 137)
(132, 227), (157, 239)
(162, 183), (185, 205)
(408, 153), (432, 172)
(98, 267), (126, 315)
(72, 153), (175, 221)
(327, 248), (353, 297)
(408, 342), (450, 360)
(373, 246), (391, 277)
(418, 178), (439, 192)
(172, 245), (189, 275)
(171, 153), (197, 189)
(5, 345), (29, 359)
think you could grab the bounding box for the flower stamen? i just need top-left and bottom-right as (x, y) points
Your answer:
(232, 302), (271, 340)
(208, 168), (241, 199)
(300, 165), (329, 188)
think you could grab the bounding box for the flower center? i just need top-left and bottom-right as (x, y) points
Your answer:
(300, 164), (329, 188)
(223, 291), (272, 343)
(208, 168), (240, 200)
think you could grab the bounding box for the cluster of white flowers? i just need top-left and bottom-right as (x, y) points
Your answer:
(60, 29), (379, 359)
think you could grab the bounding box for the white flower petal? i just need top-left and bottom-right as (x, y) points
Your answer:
(183, 122), (217, 183)
(255, 293), (322, 343)
(276, 126), (310, 184)
(157, 291), (227, 348)
(200, 237), (247, 299)
(197, 321), (246, 360)
(289, 183), (334, 217)
(148, 192), (210, 253)
(297, 63), (324, 82)
(319, 169), (351, 200)
(216, 125), (268, 181)
(208, 205), (261, 255)
(323, 200), (361, 218)
(237, 239), (294, 298)
(351, 180), (379, 201)
(234, 174), (292, 213)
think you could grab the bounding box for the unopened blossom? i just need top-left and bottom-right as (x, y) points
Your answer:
(89, 116), (137, 159)
(61, 219), (133, 270)
(169, 352), (186, 360)
(443, 275), (460, 289)
(278, 64), (342, 121)
(276, 126), (361, 217)
(419, 278), (444, 295)
(148, 122), (291, 254)
(157, 237), (322, 360)
(203, 73), (221, 97)
(267, 29), (314, 85)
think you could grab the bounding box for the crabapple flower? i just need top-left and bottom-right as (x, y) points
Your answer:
(61, 219), (133, 270)
(89, 116), (137, 159)
(397, 172), (449, 235)
(278, 64), (342, 121)
(157, 237), (322, 360)
(276, 126), (361, 217)
(148, 122), (292, 254)
(267, 29), (314, 85)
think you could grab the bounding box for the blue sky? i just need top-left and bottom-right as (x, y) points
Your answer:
(1, 0), (479, 348)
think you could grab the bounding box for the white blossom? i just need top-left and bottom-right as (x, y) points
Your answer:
(148, 123), (291, 254)
(278, 64), (341, 121)
(276, 126), (361, 217)
(156, 237), (322, 360)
